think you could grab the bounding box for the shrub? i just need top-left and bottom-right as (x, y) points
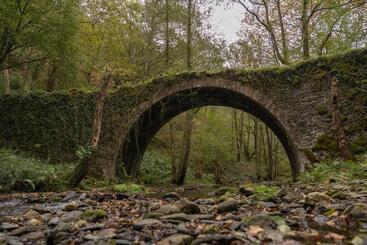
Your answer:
(113, 183), (146, 194)
(300, 160), (367, 183)
(0, 148), (75, 192)
(139, 150), (171, 184)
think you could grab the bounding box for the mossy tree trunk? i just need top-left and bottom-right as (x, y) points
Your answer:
(69, 70), (111, 187)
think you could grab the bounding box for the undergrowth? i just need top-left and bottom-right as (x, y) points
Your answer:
(0, 148), (75, 192)
(300, 159), (367, 183)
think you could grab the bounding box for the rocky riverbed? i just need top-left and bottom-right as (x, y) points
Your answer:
(1, 181), (367, 244)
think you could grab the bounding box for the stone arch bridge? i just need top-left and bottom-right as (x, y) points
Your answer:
(0, 49), (366, 181)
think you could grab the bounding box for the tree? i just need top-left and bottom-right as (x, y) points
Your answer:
(0, 0), (56, 70)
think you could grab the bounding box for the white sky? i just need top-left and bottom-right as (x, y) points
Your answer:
(209, 3), (243, 44)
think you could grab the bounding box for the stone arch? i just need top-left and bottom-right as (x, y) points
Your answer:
(116, 78), (302, 181)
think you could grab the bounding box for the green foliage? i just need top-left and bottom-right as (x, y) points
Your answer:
(113, 183), (146, 194)
(300, 160), (367, 183)
(253, 185), (280, 201)
(78, 177), (112, 191)
(0, 148), (75, 192)
(139, 150), (171, 184)
(76, 145), (92, 160)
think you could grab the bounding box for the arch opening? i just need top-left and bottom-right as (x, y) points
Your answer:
(117, 86), (300, 181)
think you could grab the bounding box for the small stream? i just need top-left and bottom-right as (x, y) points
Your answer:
(0, 199), (31, 217)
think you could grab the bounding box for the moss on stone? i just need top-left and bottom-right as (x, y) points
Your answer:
(82, 209), (106, 221)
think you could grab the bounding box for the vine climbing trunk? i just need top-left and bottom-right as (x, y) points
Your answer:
(69, 70), (111, 187)
(330, 75), (355, 162)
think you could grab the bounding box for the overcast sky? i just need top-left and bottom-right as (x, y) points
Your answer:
(209, 3), (243, 44)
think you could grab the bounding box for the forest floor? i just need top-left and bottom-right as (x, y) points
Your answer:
(1, 178), (367, 245)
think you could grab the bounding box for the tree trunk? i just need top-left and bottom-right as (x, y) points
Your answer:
(47, 65), (57, 92)
(169, 122), (178, 183)
(301, 0), (310, 59)
(330, 75), (355, 161)
(164, 0), (170, 70)
(69, 70), (111, 187)
(276, 0), (289, 64)
(186, 0), (193, 70)
(174, 110), (196, 185)
(23, 64), (32, 91)
(3, 69), (10, 95)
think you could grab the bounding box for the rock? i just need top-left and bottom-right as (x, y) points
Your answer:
(23, 209), (41, 220)
(143, 212), (163, 219)
(265, 229), (284, 242)
(116, 193), (129, 200)
(313, 215), (328, 226)
(305, 192), (333, 206)
(229, 221), (242, 230)
(79, 193), (87, 200)
(157, 234), (193, 245)
(56, 222), (76, 233)
(84, 234), (99, 241)
(48, 217), (60, 226)
(61, 191), (79, 202)
(344, 203), (367, 222)
(80, 224), (104, 231)
(162, 192), (180, 201)
(245, 215), (277, 229)
(191, 234), (236, 245)
(161, 213), (191, 222)
(60, 210), (83, 222)
(177, 223), (195, 235)
(96, 228), (117, 239)
(217, 198), (238, 213)
(6, 236), (24, 245)
(133, 219), (162, 230)
(63, 202), (78, 211)
(157, 204), (181, 215)
(218, 191), (237, 202)
(21, 231), (45, 241)
(0, 223), (19, 231)
(239, 185), (254, 196)
(33, 204), (50, 214)
(215, 187), (236, 196)
(175, 198), (201, 214)
(7, 227), (28, 236)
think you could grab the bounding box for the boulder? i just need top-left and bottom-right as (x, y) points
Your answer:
(217, 199), (238, 213)
(239, 185), (254, 196)
(305, 192), (333, 206)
